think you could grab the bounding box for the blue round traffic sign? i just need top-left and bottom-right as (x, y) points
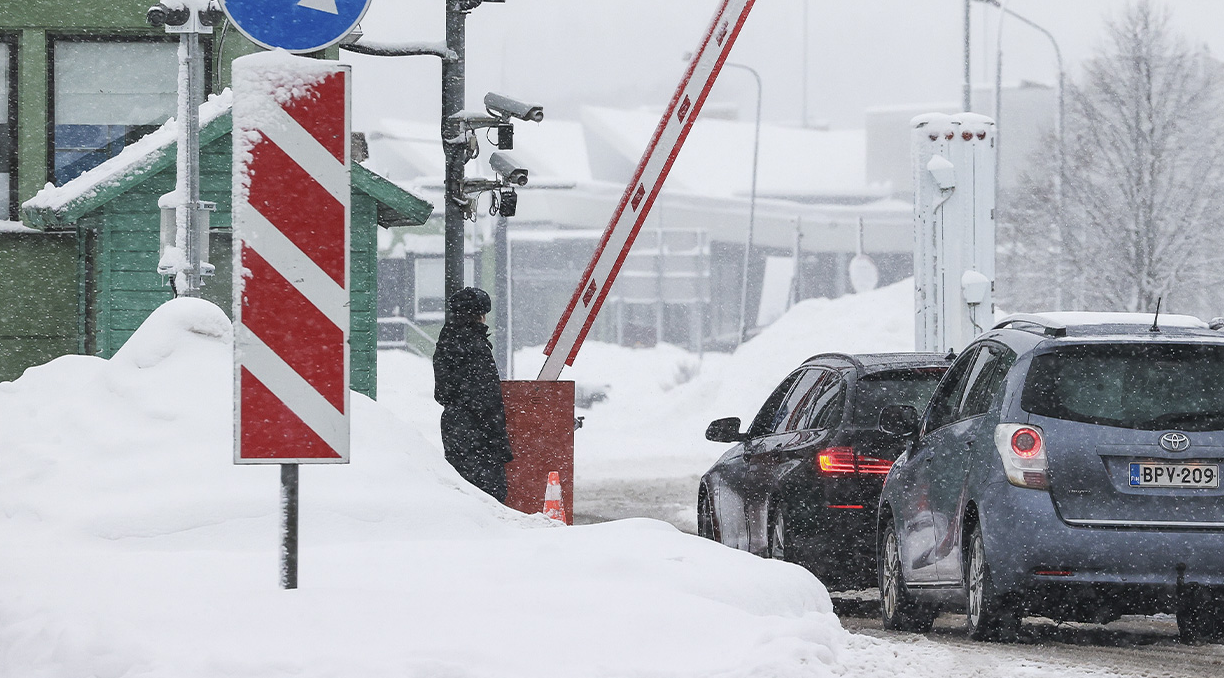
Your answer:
(221, 0), (373, 54)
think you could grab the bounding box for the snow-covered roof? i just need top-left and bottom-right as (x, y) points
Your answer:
(580, 105), (888, 200)
(0, 220), (38, 234)
(367, 117), (593, 185)
(24, 91), (234, 215)
(20, 88), (433, 230)
(367, 106), (890, 203)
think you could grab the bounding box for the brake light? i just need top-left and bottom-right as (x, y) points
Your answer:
(817, 447), (893, 476)
(818, 448), (856, 474)
(1011, 428), (1041, 458)
(995, 423), (1048, 490)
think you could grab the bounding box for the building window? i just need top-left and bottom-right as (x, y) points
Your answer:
(51, 39), (179, 185)
(1, 39), (15, 219)
(413, 256), (475, 323)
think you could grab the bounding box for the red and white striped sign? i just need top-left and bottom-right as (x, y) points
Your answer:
(232, 54), (351, 463)
(538, 0), (757, 381)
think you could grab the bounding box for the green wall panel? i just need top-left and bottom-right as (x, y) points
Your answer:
(0, 232), (78, 381)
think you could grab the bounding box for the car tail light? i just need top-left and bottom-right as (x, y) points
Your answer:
(816, 447), (893, 476)
(994, 423), (1048, 489)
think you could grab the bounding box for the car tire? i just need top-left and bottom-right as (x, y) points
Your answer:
(768, 501), (792, 561)
(1178, 587), (1224, 644)
(965, 523), (1020, 642)
(697, 489), (718, 542)
(879, 522), (938, 632)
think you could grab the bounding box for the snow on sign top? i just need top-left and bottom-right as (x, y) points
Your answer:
(221, 0), (371, 53)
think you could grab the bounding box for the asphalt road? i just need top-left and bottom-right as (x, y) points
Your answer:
(841, 607), (1224, 678)
(573, 473), (701, 534)
(577, 474), (1224, 677)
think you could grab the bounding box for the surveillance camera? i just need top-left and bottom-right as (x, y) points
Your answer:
(489, 151), (529, 186)
(199, 1), (225, 27)
(147, 2), (190, 27)
(484, 92), (544, 123)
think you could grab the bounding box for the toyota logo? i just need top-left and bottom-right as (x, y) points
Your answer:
(1160, 432), (1191, 452)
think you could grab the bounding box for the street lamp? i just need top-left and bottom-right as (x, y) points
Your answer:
(971, 0), (1066, 303)
(723, 61), (762, 346)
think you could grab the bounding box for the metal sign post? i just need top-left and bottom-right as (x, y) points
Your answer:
(538, 0), (757, 380)
(223, 0), (366, 591)
(150, 3), (221, 297)
(232, 53), (352, 590)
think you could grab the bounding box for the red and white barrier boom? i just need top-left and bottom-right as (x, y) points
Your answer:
(538, 0), (757, 381)
(233, 52), (352, 464)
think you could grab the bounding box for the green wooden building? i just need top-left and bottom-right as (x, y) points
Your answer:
(0, 3), (433, 392)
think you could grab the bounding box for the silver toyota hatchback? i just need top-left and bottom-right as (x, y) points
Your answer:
(877, 313), (1224, 642)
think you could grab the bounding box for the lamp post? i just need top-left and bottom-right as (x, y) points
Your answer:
(723, 62), (762, 346)
(801, 0), (809, 126)
(963, 0), (972, 111)
(971, 0), (1065, 303)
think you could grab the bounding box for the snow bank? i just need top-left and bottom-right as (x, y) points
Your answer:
(0, 298), (846, 678)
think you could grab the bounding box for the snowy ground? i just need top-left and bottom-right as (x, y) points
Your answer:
(0, 283), (1184, 676)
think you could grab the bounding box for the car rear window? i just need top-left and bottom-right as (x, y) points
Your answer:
(852, 368), (946, 426)
(1022, 343), (1224, 431)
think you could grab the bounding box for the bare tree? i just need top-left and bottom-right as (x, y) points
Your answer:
(1001, 0), (1224, 316)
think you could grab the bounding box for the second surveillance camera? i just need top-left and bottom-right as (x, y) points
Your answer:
(490, 152), (529, 186)
(484, 92), (544, 123)
(147, 2), (190, 27)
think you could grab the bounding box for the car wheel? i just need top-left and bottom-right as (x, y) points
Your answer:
(965, 523), (1019, 642)
(1178, 587), (1224, 644)
(697, 489), (718, 542)
(879, 522), (938, 632)
(768, 501), (791, 561)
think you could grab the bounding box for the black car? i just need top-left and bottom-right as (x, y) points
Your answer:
(878, 313), (1224, 642)
(698, 352), (950, 589)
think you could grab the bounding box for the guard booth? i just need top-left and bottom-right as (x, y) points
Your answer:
(502, 381), (575, 524)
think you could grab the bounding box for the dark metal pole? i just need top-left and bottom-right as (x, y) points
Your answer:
(280, 463), (299, 589)
(443, 2), (469, 318)
(494, 212), (509, 377)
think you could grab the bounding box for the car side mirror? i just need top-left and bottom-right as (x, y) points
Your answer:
(879, 404), (920, 437)
(705, 417), (747, 443)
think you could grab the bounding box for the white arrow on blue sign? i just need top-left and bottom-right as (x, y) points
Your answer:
(221, 0), (373, 53)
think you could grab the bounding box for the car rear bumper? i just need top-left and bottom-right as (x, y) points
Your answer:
(791, 505), (877, 589)
(977, 481), (1224, 600)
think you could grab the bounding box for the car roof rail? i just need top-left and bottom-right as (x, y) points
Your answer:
(803, 352), (866, 373)
(993, 314), (1068, 337)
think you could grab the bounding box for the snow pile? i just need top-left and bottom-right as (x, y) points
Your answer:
(703, 277), (916, 423)
(0, 298), (847, 678)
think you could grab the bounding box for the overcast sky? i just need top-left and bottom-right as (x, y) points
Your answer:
(342, 0), (1224, 132)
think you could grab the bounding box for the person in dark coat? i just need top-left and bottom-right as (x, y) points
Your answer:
(433, 287), (514, 502)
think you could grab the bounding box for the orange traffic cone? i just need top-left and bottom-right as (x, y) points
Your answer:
(542, 471), (566, 523)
